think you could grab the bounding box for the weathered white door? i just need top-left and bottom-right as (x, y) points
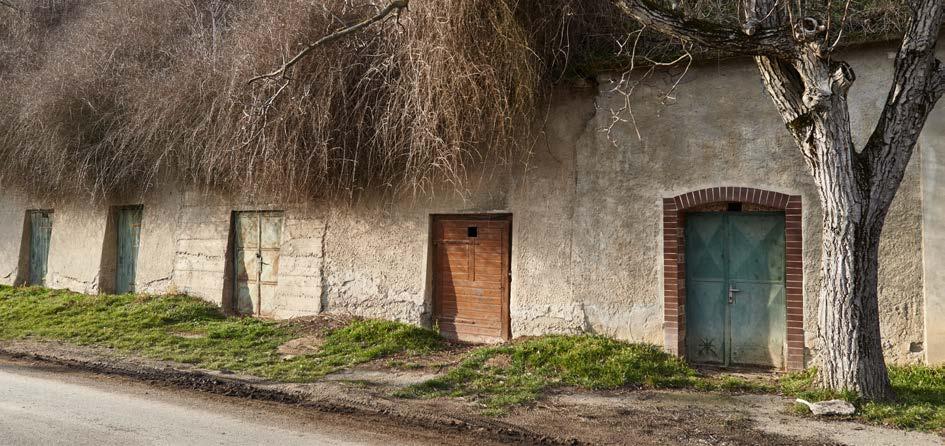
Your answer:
(233, 211), (283, 316)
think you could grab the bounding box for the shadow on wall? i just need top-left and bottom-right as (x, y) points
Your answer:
(97, 207), (119, 294)
(13, 211), (30, 286)
(221, 211), (237, 315)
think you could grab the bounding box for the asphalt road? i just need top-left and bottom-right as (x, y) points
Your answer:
(0, 359), (489, 446)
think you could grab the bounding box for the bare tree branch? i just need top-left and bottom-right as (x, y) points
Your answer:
(862, 0), (945, 221)
(610, 0), (795, 58)
(865, 0), (945, 150)
(248, 0), (408, 85)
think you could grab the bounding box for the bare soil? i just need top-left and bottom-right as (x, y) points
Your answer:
(279, 314), (360, 337)
(1, 339), (940, 446)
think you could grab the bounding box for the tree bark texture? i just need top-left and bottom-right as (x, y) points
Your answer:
(613, 0), (945, 399)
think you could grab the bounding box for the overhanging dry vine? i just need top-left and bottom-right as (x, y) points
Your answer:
(0, 0), (912, 201)
(248, 0), (409, 84)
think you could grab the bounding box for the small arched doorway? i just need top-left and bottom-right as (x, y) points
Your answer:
(662, 188), (805, 370)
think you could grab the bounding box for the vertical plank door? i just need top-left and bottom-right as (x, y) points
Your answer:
(433, 216), (511, 343)
(116, 207), (142, 294)
(28, 211), (52, 286)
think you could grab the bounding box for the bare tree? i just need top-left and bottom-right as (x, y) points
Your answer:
(612, 0), (944, 400)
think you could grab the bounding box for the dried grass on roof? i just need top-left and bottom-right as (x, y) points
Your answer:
(0, 0), (911, 200)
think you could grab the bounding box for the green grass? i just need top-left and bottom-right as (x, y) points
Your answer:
(3, 286), (945, 431)
(0, 285), (443, 381)
(782, 366), (945, 431)
(396, 335), (697, 414)
(398, 333), (945, 431)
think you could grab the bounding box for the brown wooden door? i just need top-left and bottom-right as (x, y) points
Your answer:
(433, 216), (511, 343)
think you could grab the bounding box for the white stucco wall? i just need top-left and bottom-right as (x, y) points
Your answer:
(0, 189), (27, 285)
(0, 43), (937, 366)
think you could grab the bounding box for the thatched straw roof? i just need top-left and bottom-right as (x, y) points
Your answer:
(0, 0), (910, 200)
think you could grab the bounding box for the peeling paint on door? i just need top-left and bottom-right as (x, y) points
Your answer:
(233, 211), (284, 317)
(116, 207), (143, 294)
(432, 215), (511, 343)
(28, 210), (52, 286)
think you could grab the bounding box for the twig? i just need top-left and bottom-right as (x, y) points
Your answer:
(248, 0), (409, 85)
(828, 0), (854, 51)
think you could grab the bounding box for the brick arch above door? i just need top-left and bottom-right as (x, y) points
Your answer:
(662, 187), (805, 370)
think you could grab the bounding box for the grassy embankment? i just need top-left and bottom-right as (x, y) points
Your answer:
(0, 285), (442, 381)
(1, 285), (942, 430)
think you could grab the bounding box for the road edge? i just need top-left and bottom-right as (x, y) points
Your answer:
(0, 345), (582, 446)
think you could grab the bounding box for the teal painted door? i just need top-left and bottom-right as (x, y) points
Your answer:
(233, 212), (283, 316)
(28, 211), (52, 286)
(685, 212), (786, 368)
(116, 207), (143, 294)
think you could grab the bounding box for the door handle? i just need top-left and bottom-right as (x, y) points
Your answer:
(728, 284), (741, 304)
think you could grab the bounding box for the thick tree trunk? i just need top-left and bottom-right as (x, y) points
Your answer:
(816, 189), (894, 400)
(786, 72), (896, 399)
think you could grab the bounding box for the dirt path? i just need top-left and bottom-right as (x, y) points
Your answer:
(519, 391), (941, 446)
(1, 339), (941, 446)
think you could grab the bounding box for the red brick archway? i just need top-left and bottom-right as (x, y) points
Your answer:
(662, 187), (804, 370)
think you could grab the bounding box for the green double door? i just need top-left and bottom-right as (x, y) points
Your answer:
(685, 212), (786, 368)
(116, 207), (143, 294)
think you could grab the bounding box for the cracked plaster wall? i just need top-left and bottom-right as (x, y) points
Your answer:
(573, 44), (926, 364)
(0, 43), (937, 366)
(317, 43), (927, 363)
(0, 189), (28, 285)
(171, 190), (324, 318)
(0, 187), (323, 319)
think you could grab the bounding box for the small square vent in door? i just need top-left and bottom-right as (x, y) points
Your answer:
(467, 226), (478, 238)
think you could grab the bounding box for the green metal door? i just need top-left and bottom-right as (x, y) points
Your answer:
(685, 212), (786, 368)
(28, 210), (52, 286)
(233, 211), (283, 316)
(684, 213), (728, 364)
(116, 207), (143, 294)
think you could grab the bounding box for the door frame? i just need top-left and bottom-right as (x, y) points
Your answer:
(429, 213), (513, 341)
(662, 187), (804, 371)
